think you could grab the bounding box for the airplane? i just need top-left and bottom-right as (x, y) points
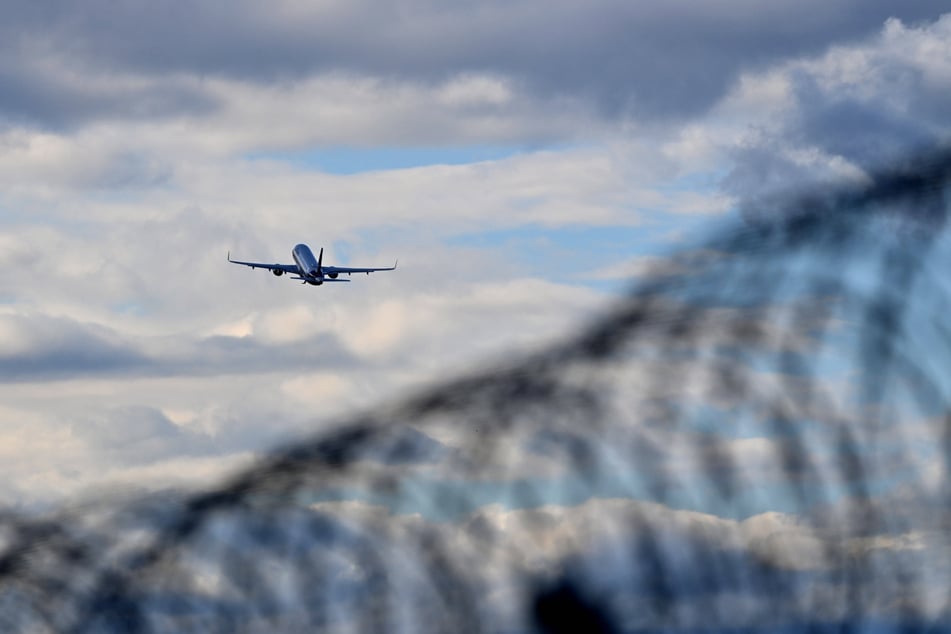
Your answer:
(228, 243), (397, 286)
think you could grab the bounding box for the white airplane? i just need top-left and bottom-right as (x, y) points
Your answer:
(228, 243), (397, 286)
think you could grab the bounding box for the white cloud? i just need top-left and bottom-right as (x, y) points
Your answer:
(720, 16), (951, 202)
(252, 304), (328, 345)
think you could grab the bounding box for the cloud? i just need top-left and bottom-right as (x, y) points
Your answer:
(0, 238), (608, 506)
(1, 2), (946, 132)
(72, 405), (217, 465)
(718, 15), (951, 208)
(0, 311), (357, 383)
(0, 313), (148, 381)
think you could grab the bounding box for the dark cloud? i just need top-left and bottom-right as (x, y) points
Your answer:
(0, 314), (149, 381)
(0, 1), (946, 129)
(791, 96), (938, 164)
(0, 314), (356, 382)
(178, 333), (357, 377)
(0, 64), (218, 131)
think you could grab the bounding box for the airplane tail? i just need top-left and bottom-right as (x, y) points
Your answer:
(317, 247), (323, 276)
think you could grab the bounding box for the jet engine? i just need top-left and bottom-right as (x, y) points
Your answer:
(272, 269), (284, 277)
(328, 272), (338, 279)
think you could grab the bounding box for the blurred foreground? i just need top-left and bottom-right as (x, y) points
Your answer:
(2, 150), (950, 632)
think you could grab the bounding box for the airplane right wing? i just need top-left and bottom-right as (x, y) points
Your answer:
(227, 252), (298, 274)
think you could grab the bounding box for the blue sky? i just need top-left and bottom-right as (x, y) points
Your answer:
(249, 145), (532, 174)
(0, 2), (950, 629)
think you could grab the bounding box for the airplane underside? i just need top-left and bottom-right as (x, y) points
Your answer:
(228, 243), (394, 287)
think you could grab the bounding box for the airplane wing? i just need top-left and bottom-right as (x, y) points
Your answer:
(227, 252), (298, 274)
(323, 261), (398, 275)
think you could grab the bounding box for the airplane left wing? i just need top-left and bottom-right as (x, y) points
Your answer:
(227, 252), (298, 274)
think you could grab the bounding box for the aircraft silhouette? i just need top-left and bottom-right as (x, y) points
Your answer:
(229, 243), (397, 286)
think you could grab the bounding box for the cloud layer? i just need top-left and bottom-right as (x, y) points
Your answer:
(1, 0), (944, 130)
(0, 0), (949, 569)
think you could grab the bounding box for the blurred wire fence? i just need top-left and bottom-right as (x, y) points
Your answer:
(2, 150), (950, 632)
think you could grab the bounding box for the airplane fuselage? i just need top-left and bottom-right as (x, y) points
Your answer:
(292, 244), (324, 284)
(290, 244), (341, 285)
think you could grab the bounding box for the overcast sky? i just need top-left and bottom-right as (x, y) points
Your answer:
(0, 1), (950, 514)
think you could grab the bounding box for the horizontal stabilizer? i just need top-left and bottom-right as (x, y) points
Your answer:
(290, 276), (350, 283)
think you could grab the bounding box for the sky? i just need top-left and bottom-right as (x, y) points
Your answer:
(0, 0), (947, 507)
(1, 1), (951, 630)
